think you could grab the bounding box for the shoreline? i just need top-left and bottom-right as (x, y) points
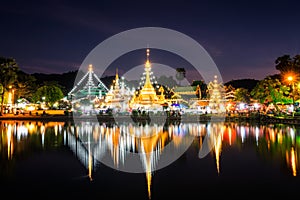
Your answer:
(0, 113), (299, 125)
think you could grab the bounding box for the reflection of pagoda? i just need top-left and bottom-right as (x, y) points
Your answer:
(103, 69), (134, 111)
(139, 129), (169, 199)
(130, 49), (166, 109)
(197, 122), (223, 174)
(72, 121), (170, 200)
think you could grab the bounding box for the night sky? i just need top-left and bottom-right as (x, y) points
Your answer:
(1, 0), (300, 83)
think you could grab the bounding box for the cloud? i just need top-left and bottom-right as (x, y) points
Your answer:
(206, 45), (223, 57)
(20, 58), (80, 74)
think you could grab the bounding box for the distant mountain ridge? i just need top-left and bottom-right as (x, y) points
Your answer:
(30, 70), (260, 95)
(224, 78), (259, 91)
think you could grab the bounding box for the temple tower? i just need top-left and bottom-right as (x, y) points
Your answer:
(130, 49), (165, 109)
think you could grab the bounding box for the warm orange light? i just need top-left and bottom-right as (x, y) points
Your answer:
(287, 76), (293, 82)
(290, 147), (297, 176)
(285, 73), (296, 85)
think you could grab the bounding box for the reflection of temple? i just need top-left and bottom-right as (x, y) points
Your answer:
(102, 69), (134, 111)
(138, 126), (169, 199)
(129, 49), (166, 109)
(207, 122), (223, 174)
(68, 122), (172, 199)
(2, 120), (300, 198)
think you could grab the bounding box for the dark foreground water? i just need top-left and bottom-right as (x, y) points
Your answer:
(1, 119), (300, 199)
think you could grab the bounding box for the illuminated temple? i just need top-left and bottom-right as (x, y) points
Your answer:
(68, 64), (109, 103)
(103, 69), (134, 111)
(129, 49), (166, 109)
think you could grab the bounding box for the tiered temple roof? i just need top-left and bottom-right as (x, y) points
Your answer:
(103, 69), (134, 111)
(68, 64), (108, 103)
(129, 49), (166, 109)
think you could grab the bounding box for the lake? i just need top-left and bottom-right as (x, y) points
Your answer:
(1, 118), (300, 199)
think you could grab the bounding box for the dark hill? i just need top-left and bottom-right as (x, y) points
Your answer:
(32, 71), (80, 95)
(224, 79), (259, 91)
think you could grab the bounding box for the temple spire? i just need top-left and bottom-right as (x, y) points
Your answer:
(115, 68), (119, 83)
(129, 48), (165, 108)
(145, 48), (151, 70)
(88, 64), (93, 72)
(146, 48), (150, 62)
(144, 49), (152, 88)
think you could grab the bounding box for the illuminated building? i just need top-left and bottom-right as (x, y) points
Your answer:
(68, 64), (109, 104)
(207, 75), (226, 113)
(103, 69), (134, 111)
(129, 49), (166, 109)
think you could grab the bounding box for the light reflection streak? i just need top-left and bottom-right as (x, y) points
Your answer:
(290, 128), (295, 144)
(1, 121), (65, 160)
(214, 132), (222, 174)
(241, 126), (245, 143)
(17, 123), (28, 141)
(64, 121), (300, 182)
(291, 147), (297, 176)
(255, 127), (259, 146)
(41, 124), (45, 148)
(7, 124), (13, 159)
(88, 131), (93, 181)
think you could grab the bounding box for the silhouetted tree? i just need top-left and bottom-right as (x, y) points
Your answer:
(16, 71), (37, 102)
(0, 57), (19, 114)
(175, 68), (186, 85)
(157, 75), (178, 88)
(275, 54), (300, 75)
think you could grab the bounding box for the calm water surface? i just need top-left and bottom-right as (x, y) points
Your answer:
(1, 119), (300, 199)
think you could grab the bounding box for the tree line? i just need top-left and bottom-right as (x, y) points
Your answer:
(1, 54), (299, 115)
(229, 54), (300, 106)
(0, 57), (64, 115)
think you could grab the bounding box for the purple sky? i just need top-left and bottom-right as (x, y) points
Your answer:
(1, 0), (299, 83)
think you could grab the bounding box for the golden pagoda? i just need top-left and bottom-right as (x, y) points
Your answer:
(129, 49), (165, 109)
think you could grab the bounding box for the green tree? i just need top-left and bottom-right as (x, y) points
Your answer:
(251, 76), (291, 106)
(175, 68), (186, 85)
(0, 57), (19, 114)
(32, 85), (64, 108)
(235, 88), (251, 103)
(191, 80), (208, 99)
(157, 75), (178, 88)
(16, 71), (37, 102)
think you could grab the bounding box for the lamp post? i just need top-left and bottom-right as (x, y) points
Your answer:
(287, 75), (295, 116)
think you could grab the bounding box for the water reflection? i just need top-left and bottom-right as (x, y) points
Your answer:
(1, 121), (65, 154)
(1, 120), (300, 198)
(67, 120), (193, 199)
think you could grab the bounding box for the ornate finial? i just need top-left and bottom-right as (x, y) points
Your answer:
(146, 48), (150, 62)
(145, 48), (151, 68)
(88, 64), (93, 72)
(116, 68), (119, 80)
